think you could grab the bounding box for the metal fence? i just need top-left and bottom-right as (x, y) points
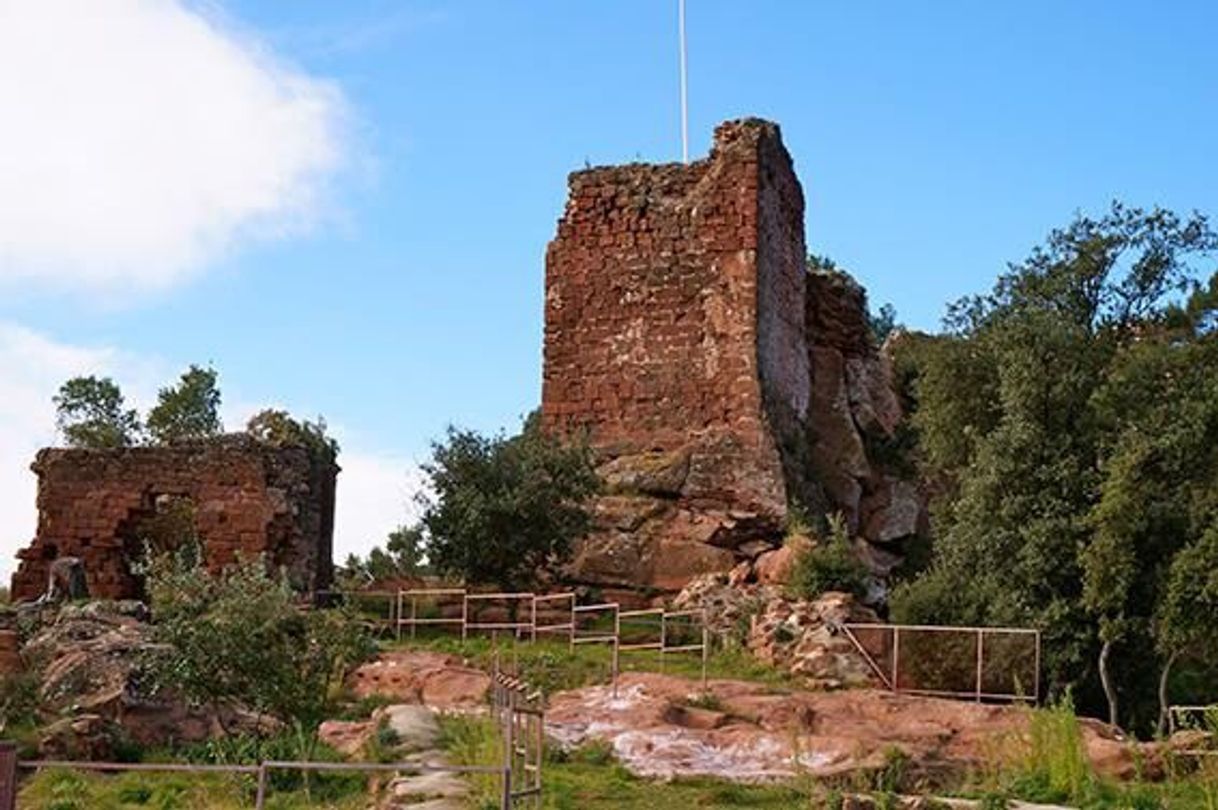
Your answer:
(0, 670), (545, 809)
(840, 623), (1040, 702)
(395, 587), (465, 640)
(394, 588), (708, 689)
(492, 659), (545, 807)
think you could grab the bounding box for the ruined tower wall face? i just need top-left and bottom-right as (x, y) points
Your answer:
(542, 120), (807, 517)
(10, 437), (336, 601)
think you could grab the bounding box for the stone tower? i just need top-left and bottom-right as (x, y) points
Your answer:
(542, 118), (922, 597)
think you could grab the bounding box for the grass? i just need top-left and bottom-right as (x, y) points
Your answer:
(16, 628), (1218, 809)
(964, 696), (1218, 809)
(388, 629), (799, 694)
(16, 767), (369, 810)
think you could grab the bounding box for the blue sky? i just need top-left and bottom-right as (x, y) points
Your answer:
(1, 1), (1216, 571)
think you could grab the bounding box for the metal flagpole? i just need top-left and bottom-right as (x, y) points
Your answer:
(679, 0), (689, 163)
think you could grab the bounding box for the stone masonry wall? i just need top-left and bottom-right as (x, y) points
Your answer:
(542, 118), (926, 599)
(542, 119), (811, 594)
(10, 435), (336, 601)
(543, 119), (799, 518)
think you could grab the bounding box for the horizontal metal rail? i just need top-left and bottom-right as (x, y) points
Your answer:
(20, 760), (259, 774)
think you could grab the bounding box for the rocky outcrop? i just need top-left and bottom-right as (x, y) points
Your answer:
(673, 573), (883, 688)
(346, 650), (491, 710)
(542, 118), (927, 600)
(747, 592), (881, 689)
(546, 672), (1144, 786)
(18, 600), (275, 758)
(806, 271), (924, 555)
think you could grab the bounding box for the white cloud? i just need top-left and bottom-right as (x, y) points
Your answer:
(0, 322), (420, 583)
(333, 453), (425, 563)
(0, 0), (348, 292)
(0, 323), (128, 581)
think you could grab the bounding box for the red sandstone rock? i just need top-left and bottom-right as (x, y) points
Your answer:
(347, 651), (490, 709)
(546, 672), (1140, 785)
(0, 630), (22, 676)
(754, 535), (812, 585)
(319, 718), (377, 757)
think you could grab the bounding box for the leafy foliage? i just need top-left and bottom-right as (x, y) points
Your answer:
(419, 413), (600, 591)
(53, 375), (142, 448)
(142, 544), (373, 732)
(891, 202), (1218, 731)
(789, 513), (869, 600)
(245, 409), (339, 459)
(340, 525), (427, 587)
(146, 364), (223, 444)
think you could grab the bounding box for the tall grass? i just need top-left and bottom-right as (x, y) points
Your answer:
(1022, 695), (1092, 801)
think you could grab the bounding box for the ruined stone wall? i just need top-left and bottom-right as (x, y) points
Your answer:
(542, 117), (926, 599)
(542, 119), (802, 518)
(10, 435), (336, 601)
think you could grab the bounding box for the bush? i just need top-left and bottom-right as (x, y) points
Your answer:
(0, 672), (41, 732)
(421, 412), (599, 592)
(142, 544), (375, 732)
(790, 513), (869, 600)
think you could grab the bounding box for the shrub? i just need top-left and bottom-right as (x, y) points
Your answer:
(790, 513), (869, 600)
(142, 543), (375, 733)
(421, 412), (599, 592)
(0, 672), (41, 732)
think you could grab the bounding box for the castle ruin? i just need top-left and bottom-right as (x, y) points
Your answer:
(542, 118), (923, 597)
(10, 435), (337, 601)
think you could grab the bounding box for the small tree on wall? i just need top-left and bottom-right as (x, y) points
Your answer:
(147, 364), (223, 444)
(53, 375), (143, 448)
(419, 413), (599, 592)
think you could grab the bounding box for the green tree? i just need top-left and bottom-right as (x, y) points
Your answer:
(246, 409), (339, 458)
(53, 375), (142, 448)
(146, 364), (222, 444)
(341, 525), (427, 586)
(420, 414), (599, 592)
(1155, 529), (1218, 734)
(892, 203), (1217, 726)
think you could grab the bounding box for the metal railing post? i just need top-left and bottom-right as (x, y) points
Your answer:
(501, 687), (515, 810)
(254, 762), (268, 809)
(701, 621), (709, 689)
(0, 741), (16, 810)
(394, 590), (403, 642)
(891, 626), (901, 693)
(976, 629), (985, 703)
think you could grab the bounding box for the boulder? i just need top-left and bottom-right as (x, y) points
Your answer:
(747, 592), (881, 689)
(754, 535), (812, 585)
(378, 704), (441, 751)
(861, 478), (922, 545)
(845, 354), (903, 439)
(600, 447), (691, 497)
(347, 651), (490, 709)
(319, 719), (377, 757)
(38, 714), (115, 760)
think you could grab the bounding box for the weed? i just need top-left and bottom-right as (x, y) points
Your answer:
(684, 691), (723, 711)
